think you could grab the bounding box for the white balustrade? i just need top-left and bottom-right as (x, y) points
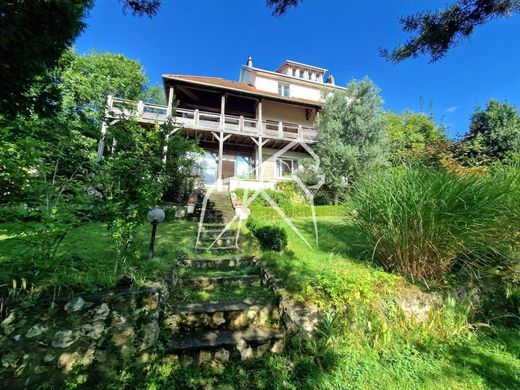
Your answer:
(107, 97), (317, 141)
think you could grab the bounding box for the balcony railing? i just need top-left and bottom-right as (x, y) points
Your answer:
(107, 97), (317, 142)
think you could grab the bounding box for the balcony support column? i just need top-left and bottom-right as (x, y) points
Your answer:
(251, 136), (269, 181)
(257, 99), (263, 135)
(212, 131), (231, 191)
(220, 94), (226, 130)
(167, 86), (174, 117)
(96, 95), (114, 163)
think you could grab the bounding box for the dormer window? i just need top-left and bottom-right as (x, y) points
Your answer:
(278, 82), (290, 97)
(298, 69), (303, 78)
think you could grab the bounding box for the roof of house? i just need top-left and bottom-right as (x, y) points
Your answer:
(162, 74), (323, 107)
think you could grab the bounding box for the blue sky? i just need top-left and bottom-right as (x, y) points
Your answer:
(75, 0), (520, 138)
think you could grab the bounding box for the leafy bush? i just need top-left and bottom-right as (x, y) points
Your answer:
(348, 166), (520, 282)
(246, 218), (288, 252)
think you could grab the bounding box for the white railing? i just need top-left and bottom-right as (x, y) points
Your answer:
(107, 97), (317, 141)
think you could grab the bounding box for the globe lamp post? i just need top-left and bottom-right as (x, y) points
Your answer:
(147, 207), (165, 259)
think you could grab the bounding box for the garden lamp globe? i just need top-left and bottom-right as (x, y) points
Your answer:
(147, 207), (165, 259)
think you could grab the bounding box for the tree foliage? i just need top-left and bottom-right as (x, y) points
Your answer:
(382, 0), (520, 63)
(458, 99), (520, 164)
(59, 50), (150, 137)
(315, 78), (388, 200)
(386, 110), (446, 165)
(0, 0), (92, 117)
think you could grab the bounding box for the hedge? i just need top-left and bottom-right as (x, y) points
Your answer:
(250, 205), (345, 219)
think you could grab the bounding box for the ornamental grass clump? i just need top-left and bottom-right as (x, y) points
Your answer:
(349, 166), (520, 282)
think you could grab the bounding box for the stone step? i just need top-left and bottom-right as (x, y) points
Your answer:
(170, 327), (284, 356)
(198, 237), (236, 246)
(179, 275), (260, 288)
(198, 230), (236, 238)
(183, 256), (255, 268)
(165, 299), (279, 333)
(196, 246), (238, 252)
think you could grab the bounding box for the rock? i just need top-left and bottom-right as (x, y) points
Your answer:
(52, 330), (78, 348)
(26, 324), (48, 338)
(236, 339), (253, 361)
(91, 303), (110, 322)
(246, 307), (259, 320)
(1, 312), (15, 335)
(2, 353), (18, 368)
(198, 350), (212, 364)
(229, 312), (246, 328)
(143, 293), (159, 311)
(137, 352), (151, 364)
(111, 312), (127, 328)
(258, 307), (270, 324)
(212, 312), (226, 326)
(214, 348), (230, 363)
(164, 315), (180, 332)
(256, 342), (270, 358)
(112, 327), (134, 346)
(58, 352), (79, 373)
(43, 353), (55, 363)
(58, 349), (95, 373)
(270, 340), (284, 354)
(64, 297), (85, 313)
(82, 322), (105, 340)
(13, 334), (21, 341)
(139, 320), (159, 351)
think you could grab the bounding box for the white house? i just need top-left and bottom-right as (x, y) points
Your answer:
(98, 57), (345, 190)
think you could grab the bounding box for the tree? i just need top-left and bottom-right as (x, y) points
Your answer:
(0, 0), (92, 117)
(382, 0), (520, 63)
(0, 0), (160, 118)
(315, 78), (388, 202)
(59, 50), (150, 138)
(458, 99), (520, 164)
(386, 110), (446, 165)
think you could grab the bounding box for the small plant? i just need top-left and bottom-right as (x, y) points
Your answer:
(247, 218), (288, 252)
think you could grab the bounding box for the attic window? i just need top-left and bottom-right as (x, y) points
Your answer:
(278, 82), (290, 97)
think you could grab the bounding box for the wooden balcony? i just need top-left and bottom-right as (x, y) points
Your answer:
(106, 97), (317, 142)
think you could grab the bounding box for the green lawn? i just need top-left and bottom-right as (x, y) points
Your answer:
(0, 216), (518, 389)
(0, 219), (198, 292)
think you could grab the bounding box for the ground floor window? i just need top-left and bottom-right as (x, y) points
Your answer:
(199, 151), (255, 184)
(276, 158), (299, 178)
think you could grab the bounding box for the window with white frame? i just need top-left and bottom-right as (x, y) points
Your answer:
(278, 82), (290, 97)
(276, 158), (299, 178)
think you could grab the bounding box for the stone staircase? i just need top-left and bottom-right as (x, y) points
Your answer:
(194, 191), (240, 252)
(165, 255), (284, 364)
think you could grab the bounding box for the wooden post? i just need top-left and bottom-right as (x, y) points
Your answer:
(96, 95), (114, 163)
(137, 100), (144, 116)
(278, 121), (283, 138)
(220, 94), (226, 130)
(239, 116), (244, 132)
(96, 122), (107, 163)
(298, 124), (302, 139)
(251, 137), (269, 181)
(257, 99), (263, 135)
(213, 132), (231, 191)
(194, 109), (200, 126)
(167, 86), (174, 117)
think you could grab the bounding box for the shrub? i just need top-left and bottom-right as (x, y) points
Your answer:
(247, 218), (288, 252)
(348, 166), (520, 282)
(251, 205), (345, 219)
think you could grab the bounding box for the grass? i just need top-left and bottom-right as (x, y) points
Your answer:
(347, 166), (520, 282)
(179, 265), (259, 278)
(1, 214), (518, 389)
(0, 219), (198, 293)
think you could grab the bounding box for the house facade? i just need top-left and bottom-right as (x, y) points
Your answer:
(99, 57), (345, 191)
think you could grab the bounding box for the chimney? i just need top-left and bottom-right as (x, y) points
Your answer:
(246, 56), (253, 68)
(326, 74), (335, 85)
